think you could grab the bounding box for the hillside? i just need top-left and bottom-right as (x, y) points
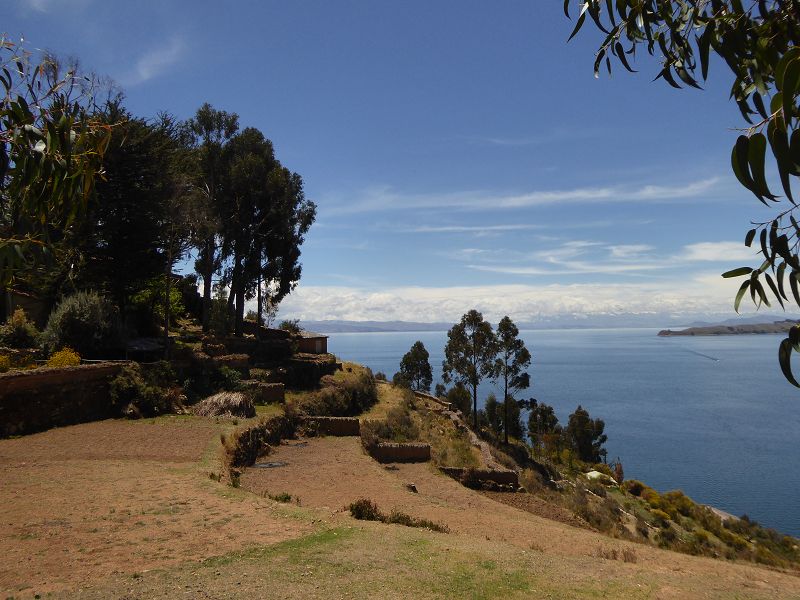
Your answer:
(3, 376), (799, 598)
(658, 320), (799, 336)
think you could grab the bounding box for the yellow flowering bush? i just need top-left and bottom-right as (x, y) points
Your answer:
(46, 347), (81, 368)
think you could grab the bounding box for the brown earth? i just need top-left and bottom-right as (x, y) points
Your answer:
(241, 436), (800, 599)
(0, 418), (309, 597)
(3, 418), (800, 598)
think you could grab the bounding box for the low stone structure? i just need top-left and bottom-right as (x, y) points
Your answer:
(240, 380), (285, 404)
(301, 416), (360, 436)
(0, 363), (126, 437)
(369, 442), (431, 463)
(285, 353), (340, 388)
(439, 466), (520, 488)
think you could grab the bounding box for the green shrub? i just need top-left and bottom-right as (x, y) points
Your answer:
(348, 498), (448, 532)
(268, 492), (293, 503)
(296, 368), (378, 417)
(217, 365), (242, 391)
(41, 291), (123, 359)
(0, 309), (39, 348)
(278, 319), (301, 335)
(693, 528), (712, 547)
(657, 526), (677, 547)
(650, 509), (672, 525)
(46, 347), (81, 367)
(110, 363), (172, 418)
(0, 354), (10, 373)
(360, 399), (419, 450)
(391, 371), (411, 388)
(386, 510), (449, 533)
(209, 297), (234, 336)
(570, 488), (621, 534)
(623, 479), (649, 497)
(183, 364), (243, 402)
(349, 498), (383, 521)
(663, 490), (695, 518)
(129, 277), (186, 333)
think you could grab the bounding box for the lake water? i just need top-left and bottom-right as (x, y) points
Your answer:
(328, 328), (800, 537)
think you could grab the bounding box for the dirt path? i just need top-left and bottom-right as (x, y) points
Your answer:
(242, 436), (800, 598)
(0, 418), (309, 598)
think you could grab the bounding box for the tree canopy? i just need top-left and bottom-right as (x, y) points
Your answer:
(1, 39), (111, 285)
(565, 1), (800, 386)
(1, 44), (314, 352)
(399, 340), (433, 392)
(565, 405), (608, 463)
(495, 316), (531, 444)
(442, 309), (499, 429)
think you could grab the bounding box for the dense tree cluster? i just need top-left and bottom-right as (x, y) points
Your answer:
(437, 309), (607, 463)
(1, 42), (315, 352)
(441, 310), (531, 441)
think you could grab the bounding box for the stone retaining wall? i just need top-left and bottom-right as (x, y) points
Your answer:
(370, 442), (431, 463)
(286, 354), (340, 388)
(0, 363), (125, 437)
(439, 466), (519, 487)
(241, 381), (285, 404)
(301, 416), (360, 436)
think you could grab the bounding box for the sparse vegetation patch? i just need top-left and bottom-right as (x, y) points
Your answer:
(348, 498), (449, 533)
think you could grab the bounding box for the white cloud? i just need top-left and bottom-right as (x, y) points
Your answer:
(405, 224), (542, 234)
(608, 244), (654, 259)
(679, 241), (757, 262)
(20, 0), (91, 13)
(458, 239), (757, 278)
(333, 177), (721, 214)
(121, 36), (186, 86)
(272, 274), (785, 323)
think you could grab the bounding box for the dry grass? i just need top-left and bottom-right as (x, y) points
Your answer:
(191, 391), (256, 418)
(416, 408), (481, 469)
(360, 382), (409, 421)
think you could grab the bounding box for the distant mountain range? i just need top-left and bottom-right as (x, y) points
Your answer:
(300, 320), (452, 333)
(299, 314), (800, 333)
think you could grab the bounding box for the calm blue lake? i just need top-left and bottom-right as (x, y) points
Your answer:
(328, 328), (800, 537)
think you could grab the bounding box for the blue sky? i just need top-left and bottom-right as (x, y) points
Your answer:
(5, 0), (791, 324)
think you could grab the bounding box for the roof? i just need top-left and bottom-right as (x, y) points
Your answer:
(299, 330), (328, 339)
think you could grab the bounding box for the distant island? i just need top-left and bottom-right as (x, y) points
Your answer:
(658, 320), (800, 337)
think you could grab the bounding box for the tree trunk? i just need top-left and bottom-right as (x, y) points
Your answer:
(201, 237), (214, 332)
(164, 249), (172, 359)
(504, 369), (509, 444)
(472, 383), (478, 430)
(232, 241), (244, 336)
(256, 272), (263, 328)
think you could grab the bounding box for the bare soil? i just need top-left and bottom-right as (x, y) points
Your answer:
(3, 419), (800, 598)
(0, 418), (308, 597)
(242, 436), (800, 598)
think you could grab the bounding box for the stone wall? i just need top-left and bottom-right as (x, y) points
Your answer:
(285, 354), (340, 388)
(301, 416), (360, 436)
(0, 363), (125, 437)
(439, 466), (519, 487)
(369, 442), (431, 463)
(241, 381), (285, 404)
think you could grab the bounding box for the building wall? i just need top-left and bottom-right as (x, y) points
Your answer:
(298, 337), (328, 354)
